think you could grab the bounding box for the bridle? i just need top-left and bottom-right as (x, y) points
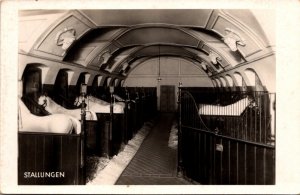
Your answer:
(41, 95), (47, 108)
(74, 97), (80, 107)
(74, 96), (88, 108)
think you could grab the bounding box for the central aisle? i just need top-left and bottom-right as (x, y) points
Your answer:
(116, 113), (191, 185)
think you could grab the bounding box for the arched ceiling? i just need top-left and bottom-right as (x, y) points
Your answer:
(19, 9), (274, 80)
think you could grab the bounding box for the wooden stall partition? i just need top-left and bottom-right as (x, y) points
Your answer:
(130, 100), (138, 135)
(181, 127), (275, 185)
(95, 113), (125, 158)
(126, 101), (135, 140)
(18, 132), (84, 185)
(112, 113), (126, 156)
(125, 87), (157, 134)
(126, 87), (140, 133)
(85, 120), (101, 156)
(123, 100), (133, 143)
(95, 113), (111, 157)
(135, 96), (143, 130)
(179, 89), (275, 185)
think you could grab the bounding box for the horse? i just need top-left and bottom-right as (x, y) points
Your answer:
(113, 94), (125, 102)
(199, 96), (257, 116)
(89, 95), (126, 108)
(38, 95), (97, 121)
(74, 95), (124, 113)
(18, 98), (81, 134)
(88, 95), (126, 108)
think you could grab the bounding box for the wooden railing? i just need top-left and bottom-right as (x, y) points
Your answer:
(178, 88), (275, 184)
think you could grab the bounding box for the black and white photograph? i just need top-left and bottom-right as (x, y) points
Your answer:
(1, 0), (300, 194)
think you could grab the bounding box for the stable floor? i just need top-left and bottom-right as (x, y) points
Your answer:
(116, 113), (191, 185)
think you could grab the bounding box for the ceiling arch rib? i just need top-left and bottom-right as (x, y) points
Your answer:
(61, 23), (237, 78)
(64, 27), (128, 67)
(110, 45), (204, 75)
(23, 9), (275, 81)
(111, 45), (227, 76)
(86, 26), (205, 69)
(52, 9), (275, 81)
(89, 31), (232, 76)
(122, 55), (206, 76)
(103, 46), (143, 72)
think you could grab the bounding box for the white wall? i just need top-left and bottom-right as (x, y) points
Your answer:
(124, 57), (213, 109)
(213, 54), (276, 93)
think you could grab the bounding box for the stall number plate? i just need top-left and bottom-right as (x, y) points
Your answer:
(216, 144), (223, 152)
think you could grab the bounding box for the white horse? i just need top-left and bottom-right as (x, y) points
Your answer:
(199, 97), (256, 116)
(89, 95), (126, 108)
(89, 95), (125, 112)
(113, 94), (125, 102)
(18, 98), (81, 134)
(38, 95), (97, 121)
(74, 95), (124, 113)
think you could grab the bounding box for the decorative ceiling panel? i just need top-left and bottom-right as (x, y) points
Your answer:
(210, 16), (262, 58)
(28, 10), (96, 60)
(80, 9), (213, 27)
(225, 9), (270, 46)
(116, 27), (199, 47)
(33, 14), (93, 59)
(21, 9), (275, 80)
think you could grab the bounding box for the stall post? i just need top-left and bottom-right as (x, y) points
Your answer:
(80, 83), (87, 184)
(177, 82), (183, 177)
(109, 86), (114, 157)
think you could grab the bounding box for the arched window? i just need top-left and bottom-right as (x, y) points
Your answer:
(220, 77), (227, 87)
(211, 79), (218, 87)
(107, 77), (112, 86)
(215, 78), (222, 87)
(120, 80), (125, 87)
(102, 77), (108, 87)
(225, 74), (234, 87)
(76, 72), (90, 94)
(85, 74), (91, 84)
(233, 72), (246, 91)
(91, 75), (103, 96)
(21, 64), (50, 115)
(97, 75), (103, 86)
(233, 72), (242, 87)
(22, 65), (42, 101)
(54, 69), (69, 103)
(244, 68), (264, 91)
(114, 78), (119, 87)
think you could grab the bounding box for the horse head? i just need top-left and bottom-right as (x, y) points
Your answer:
(74, 95), (87, 107)
(74, 97), (79, 106)
(248, 96), (258, 109)
(74, 96), (82, 107)
(38, 95), (48, 108)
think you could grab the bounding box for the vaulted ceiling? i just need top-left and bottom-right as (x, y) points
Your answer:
(19, 9), (274, 80)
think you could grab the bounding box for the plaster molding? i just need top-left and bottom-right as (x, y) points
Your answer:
(55, 27), (76, 50)
(209, 50), (222, 65)
(222, 28), (246, 52)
